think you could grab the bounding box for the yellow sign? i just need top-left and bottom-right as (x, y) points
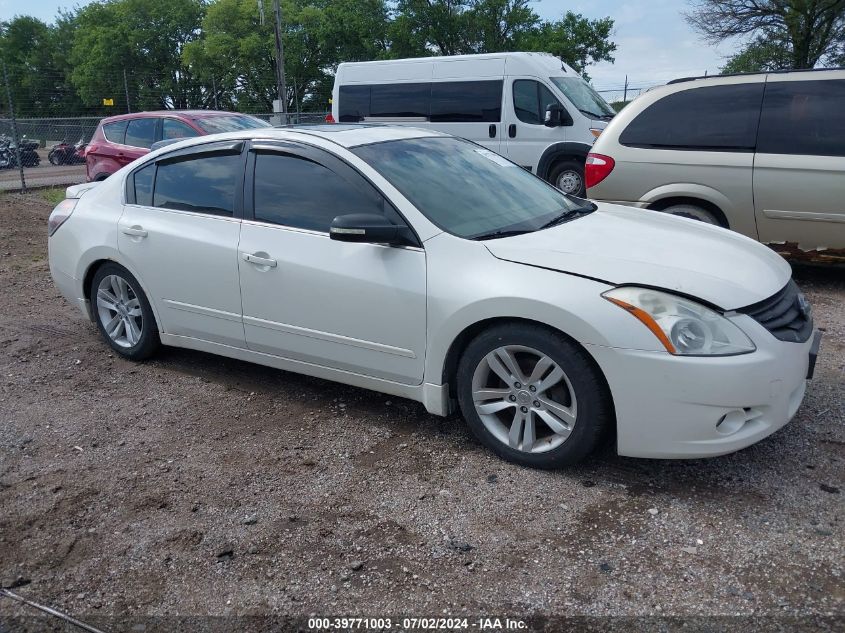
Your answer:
(103, 98), (114, 106)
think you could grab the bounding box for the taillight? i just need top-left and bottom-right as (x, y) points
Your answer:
(585, 153), (615, 189)
(48, 199), (78, 236)
(84, 143), (98, 156)
(325, 112), (336, 123)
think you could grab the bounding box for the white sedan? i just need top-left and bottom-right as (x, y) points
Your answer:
(47, 126), (820, 468)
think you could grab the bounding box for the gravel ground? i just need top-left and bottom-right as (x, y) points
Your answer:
(0, 194), (842, 631)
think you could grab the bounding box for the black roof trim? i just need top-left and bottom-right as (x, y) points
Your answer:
(668, 66), (845, 85)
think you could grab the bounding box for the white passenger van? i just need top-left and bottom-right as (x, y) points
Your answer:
(330, 52), (616, 196)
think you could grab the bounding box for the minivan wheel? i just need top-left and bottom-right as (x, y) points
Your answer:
(91, 263), (160, 360)
(660, 204), (723, 226)
(456, 324), (612, 468)
(549, 160), (586, 197)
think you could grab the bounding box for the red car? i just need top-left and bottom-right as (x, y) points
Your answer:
(85, 110), (270, 182)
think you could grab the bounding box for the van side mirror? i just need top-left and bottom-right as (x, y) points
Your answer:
(544, 104), (572, 127)
(330, 213), (405, 245)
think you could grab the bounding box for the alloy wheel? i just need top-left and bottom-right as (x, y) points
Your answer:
(471, 345), (578, 453)
(96, 274), (144, 348)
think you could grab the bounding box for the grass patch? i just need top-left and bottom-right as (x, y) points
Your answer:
(39, 187), (66, 206)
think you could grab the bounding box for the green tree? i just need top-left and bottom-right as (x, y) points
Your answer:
(0, 15), (84, 117)
(687, 0), (845, 71)
(519, 12), (617, 77)
(69, 0), (205, 112)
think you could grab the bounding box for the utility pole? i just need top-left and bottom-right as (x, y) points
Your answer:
(123, 68), (131, 114)
(623, 75), (628, 103)
(2, 60), (26, 193)
(272, 0), (287, 123)
(212, 76), (219, 109)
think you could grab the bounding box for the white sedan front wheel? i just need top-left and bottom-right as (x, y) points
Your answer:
(457, 324), (612, 468)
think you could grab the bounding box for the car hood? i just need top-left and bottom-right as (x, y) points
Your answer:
(484, 203), (791, 310)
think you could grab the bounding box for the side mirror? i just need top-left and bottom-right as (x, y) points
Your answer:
(544, 104), (573, 127)
(330, 213), (402, 244)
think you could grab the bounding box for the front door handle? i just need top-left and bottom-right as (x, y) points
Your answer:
(488, 124), (496, 138)
(508, 124), (517, 138)
(242, 252), (277, 268)
(121, 226), (147, 237)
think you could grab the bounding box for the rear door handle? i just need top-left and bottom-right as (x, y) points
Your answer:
(508, 124), (517, 138)
(242, 252), (277, 268)
(121, 226), (147, 237)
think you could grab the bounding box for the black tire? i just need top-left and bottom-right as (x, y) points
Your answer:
(456, 323), (612, 469)
(659, 203), (724, 227)
(548, 159), (586, 197)
(90, 263), (160, 361)
(48, 150), (62, 166)
(94, 173), (110, 181)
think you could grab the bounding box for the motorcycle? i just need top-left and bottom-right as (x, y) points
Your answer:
(49, 137), (86, 166)
(0, 135), (40, 168)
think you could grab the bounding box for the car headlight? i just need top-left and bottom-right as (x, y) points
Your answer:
(602, 287), (756, 356)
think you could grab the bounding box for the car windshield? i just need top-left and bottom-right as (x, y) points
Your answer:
(352, 137), (590, 239)
(550, 77), (615, 119)
(193, 115), (271, 134)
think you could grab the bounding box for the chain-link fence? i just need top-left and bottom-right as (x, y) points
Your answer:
(0, 111), (330, 193)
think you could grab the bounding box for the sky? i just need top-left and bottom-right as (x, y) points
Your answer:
(3, 0), (734, 89)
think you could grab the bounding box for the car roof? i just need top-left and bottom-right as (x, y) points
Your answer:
(99, 110), (258, 124)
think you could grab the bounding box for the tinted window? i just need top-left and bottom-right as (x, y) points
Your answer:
(620, 83), (764, 151)
(154, 153), (241, 216)
(162, 119), (199, 140)
(430, 80), (502, 122)
(513, 80), (559, 125)
(757, 79), (845, 157)
(124, 118), (158, 149)
(103, 120), (127, 144)
(339, 85), (371, 122)
(133, 162), (155, 206)
(370, 83), (430, 118)
(253, 153), (384, 231)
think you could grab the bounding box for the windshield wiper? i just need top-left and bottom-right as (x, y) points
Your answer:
(579, 108), (614, 121)
(471, 229), (534, 241)
(538, 203), (597, 230)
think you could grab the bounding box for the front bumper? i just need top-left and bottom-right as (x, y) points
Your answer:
(585, 323), (817, 459)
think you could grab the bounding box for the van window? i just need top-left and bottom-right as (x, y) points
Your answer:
(430, 81), (502, 122)
(757, 79), (845, 157)
(370, 84), (430, 118)
(339, 85), (371, 122)
(513, 80), (560, 125)
(550, 77), (614, 119)
(340, 80), (504, 123)
(619, 83), (764, 151)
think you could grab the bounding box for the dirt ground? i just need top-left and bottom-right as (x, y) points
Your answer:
(0, 193), (842, 631)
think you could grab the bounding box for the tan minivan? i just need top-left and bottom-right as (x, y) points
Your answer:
(586, 69), (845, 262)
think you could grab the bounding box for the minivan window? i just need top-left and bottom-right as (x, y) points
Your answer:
(124, 118), (158, 149)
(430, 81), (503, 122)
(513, 80), (560, 125)
(153, 153), (241, 217)
(619, 83), (765, 151)
(550, 77), (614, 119)
(353, 137), (585, 239)
(370, 84), (430, 118)
(253, 153), (384, 232)
(757, 79), (845, 157)
(102, 120), (128, 144)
